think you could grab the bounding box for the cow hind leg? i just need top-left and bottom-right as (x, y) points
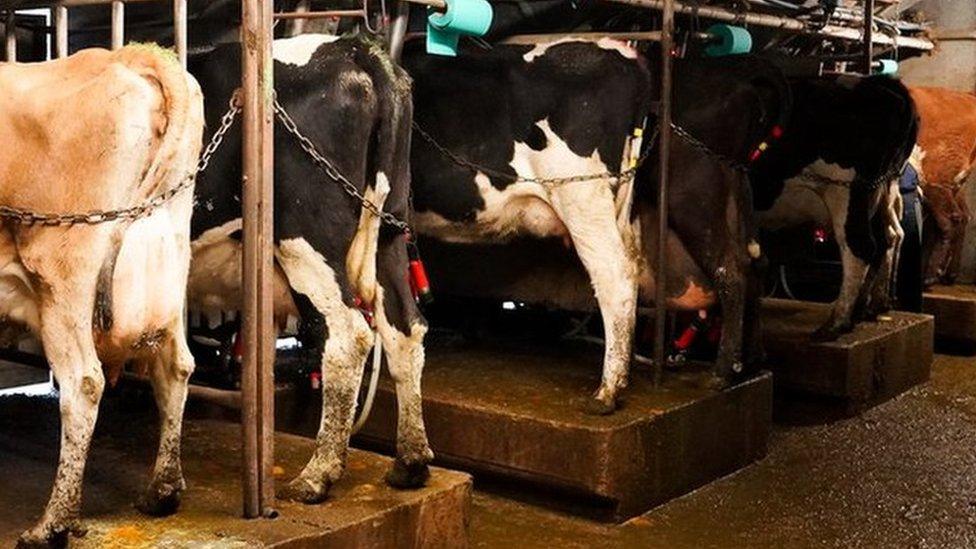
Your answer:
(275, 238), (373, 504)
(136, 323), (195, 517)
(19, 292), (104, 547)
(944, 189), (970, 284)
(863, 185), (903, 318)
(923, 185), (954, 286)
(551, 181), (638, 414)
(375, 239), (433, 489)
(813, 188), (869, 341)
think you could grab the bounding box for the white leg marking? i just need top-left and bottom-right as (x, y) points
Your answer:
(374, 286), (432, 467)
(276, 237), (373, 497)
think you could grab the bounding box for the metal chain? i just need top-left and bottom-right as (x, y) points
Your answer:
(0, 93), (241, 227)
(412, 121), (654, 189)
(273, 97), (411, 234)
(668, 123), (751, 173)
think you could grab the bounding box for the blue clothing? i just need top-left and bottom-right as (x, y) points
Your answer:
(899, 163), (919, 193)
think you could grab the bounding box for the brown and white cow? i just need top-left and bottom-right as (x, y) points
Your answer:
(909, 86), (976, 286)
(0, 45), (204, 547)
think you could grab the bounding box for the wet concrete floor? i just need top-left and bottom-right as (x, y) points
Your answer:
(469, 352), (976, 548)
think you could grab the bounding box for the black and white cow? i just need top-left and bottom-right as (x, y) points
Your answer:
(405, 40), (778, 412)
(186, 33), (432, 502)
(750, 75), (918, 340)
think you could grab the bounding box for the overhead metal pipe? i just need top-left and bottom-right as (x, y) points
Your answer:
(602, 0), (933, 51)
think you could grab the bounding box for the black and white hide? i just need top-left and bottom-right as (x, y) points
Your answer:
(750, 75), (918, 340)
(405, 40), (776, 412)
(186, 33), (432, 503)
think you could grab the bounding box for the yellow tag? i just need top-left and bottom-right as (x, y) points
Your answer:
(633, 127), (644, 137)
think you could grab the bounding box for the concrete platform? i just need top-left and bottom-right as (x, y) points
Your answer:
(346, 339), (772, 522)
(0, 394), (471, 548)
(923, 284), (976, 353)
(762, 298), (933, 419)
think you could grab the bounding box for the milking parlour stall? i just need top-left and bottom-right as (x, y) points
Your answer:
(0, 0), (975, 547)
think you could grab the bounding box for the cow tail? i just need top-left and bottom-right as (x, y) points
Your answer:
(113, 44), (199, 198)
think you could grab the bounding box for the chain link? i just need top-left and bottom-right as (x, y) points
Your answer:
(273, 97), (411, 234)
(667, 123), (751, 174)
(412, 122), (654, 189)
(0, 92), (241, 227)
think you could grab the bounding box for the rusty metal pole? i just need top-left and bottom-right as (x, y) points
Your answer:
(863, 0), (874, 74)
(653, 0), (675, 386)
(241, 0), (275, 519)
(5, 11), (16, 62)
(54, 5), (67, 58)
(110, 0), (123, 49)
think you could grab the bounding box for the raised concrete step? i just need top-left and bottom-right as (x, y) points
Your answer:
(923, 284), (976, 353)
(0, 395), (471, 548)
(762, 298), (933, 419)
(346, 340), (772, 522)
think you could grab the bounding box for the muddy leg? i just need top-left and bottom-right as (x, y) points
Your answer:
(551, 181), (639, 415)
(18, 294), (104, 548)
(275, 238), (373, 504)
(944, 188), (969, 284)
(814, 188), (869, 341)
(923, 185), (955, 286)
(136, 324), (195, 517)
(709, 250), (748, 389)
(374, 237), (433, 488)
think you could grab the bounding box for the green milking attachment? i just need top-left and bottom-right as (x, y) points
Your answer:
(874, 59), (899, 77)
(703, 24), (753, 57)
(426, 0), (493, 56)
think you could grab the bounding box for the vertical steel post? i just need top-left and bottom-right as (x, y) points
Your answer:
(110, 1), (123, 50)
(241, 0), (275, 519)
(388, 1), (410, 62)
(173, 0), (186, 66)
(653, 0), (675, 386)
(5, 11), (15, 62)
(54, 5), (67, 58)
(863, 0), (875, 74)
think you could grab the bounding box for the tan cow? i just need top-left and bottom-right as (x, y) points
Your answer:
(0, 45), (204, 547)
(909, 86), (976, 285)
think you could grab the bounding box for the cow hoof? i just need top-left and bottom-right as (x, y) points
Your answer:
(385, 459), (431, 489)
(277, 477), (329, 504)
(811, 323), (848, 343)
(582, 396), (617, 416)
(136, 482), (183, 517)
(17, 520), (84, 549)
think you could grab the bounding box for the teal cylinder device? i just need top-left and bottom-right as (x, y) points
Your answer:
(875, 59), (899, 76)
(704, 24), (753, 57)
(426, 0), (493, 56)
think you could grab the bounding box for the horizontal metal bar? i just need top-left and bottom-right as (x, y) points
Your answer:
(274, 9), (363, 20)
(932, 27), (976, 41)
(601, 0), (934, 51)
